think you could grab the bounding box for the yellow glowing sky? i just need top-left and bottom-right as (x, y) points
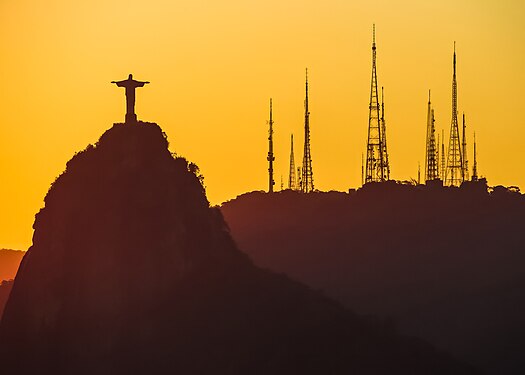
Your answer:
(1, 0), (524, 249)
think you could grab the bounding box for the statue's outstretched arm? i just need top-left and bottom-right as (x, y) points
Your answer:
(112, 80), (127, 87)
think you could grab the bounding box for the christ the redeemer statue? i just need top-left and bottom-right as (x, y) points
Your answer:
(112, 74), (149, 124)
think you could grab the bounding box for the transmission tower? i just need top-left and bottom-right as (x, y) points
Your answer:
(432, 124), (441, 179)
(267, 98), (275, 192)
(445, 42), (464, 186)
(288, 134), (296, 190)
(365, 25), (388, 183)
(472, 132), (478, 181)
(381, 87), (390, 179)
(425, 90), (439, 181)
(301, 68), (314, 193)
(441, 129), (446, 181)
(462, 113), (469, 181)
(361, 153), (364, 186)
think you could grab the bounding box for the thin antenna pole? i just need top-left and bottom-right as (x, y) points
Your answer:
(441, 129), (446, 180)
(267, 98), (275, 192)
(381, 86), (390, 179)
(288, 134), (296, 190)
(462, 113), (469, 181)
(472, 132), (478, 181)
(425, 89), (438, 182)
(437, 129), (440, 178)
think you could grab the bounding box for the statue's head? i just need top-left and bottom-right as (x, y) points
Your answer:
(128, 74), (133, 79)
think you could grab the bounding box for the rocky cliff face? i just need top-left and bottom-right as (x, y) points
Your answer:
(0, 123), (478, 374)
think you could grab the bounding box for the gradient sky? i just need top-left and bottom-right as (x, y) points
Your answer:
(1, 0), (524, 250)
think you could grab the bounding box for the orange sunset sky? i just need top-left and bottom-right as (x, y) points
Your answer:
(0, 0), (524, 250)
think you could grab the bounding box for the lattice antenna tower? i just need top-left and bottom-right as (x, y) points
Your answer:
(267, 98), (275, 192)
(288, 134), (297, 190)
(445, 42), (464, 186)
(361, 153), (364, 186)
(462, 113), (469, 181)
(432, 131), (441, 178)
(381, 87), (390, 179)
(425, 90), (439, 181)
(472, 132), (478, 181)
(301, 68), (314, 192)
(441, 129), (446, 180)
(365, 24), (386, 183)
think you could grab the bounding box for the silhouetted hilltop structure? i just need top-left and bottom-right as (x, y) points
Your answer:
(0, 249), (24, 281)
(0, 123), (478, 374)
(221, 182), (525, 374)
(0, 280), (13, 319)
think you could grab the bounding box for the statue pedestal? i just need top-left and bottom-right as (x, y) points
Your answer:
(125, 113), (138, 124)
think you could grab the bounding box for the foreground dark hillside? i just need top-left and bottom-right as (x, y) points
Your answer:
(0, 123), (476, 374)
(0, 249), (24, 281)
(221, 183), (525, 374)
(0, 281), (13, 318)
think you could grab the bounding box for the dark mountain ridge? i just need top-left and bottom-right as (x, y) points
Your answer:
(220, 184), (525, 374)
(0, 122), (478, 374)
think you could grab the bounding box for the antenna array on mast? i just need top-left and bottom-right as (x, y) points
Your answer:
(365, 24), (389, 183)
(425, 90), (439, 182)
(267, 98), (275, 192)
(288, 134), (297, 190)
(445, 42), (464, 186)
(301, 68), (314, 193)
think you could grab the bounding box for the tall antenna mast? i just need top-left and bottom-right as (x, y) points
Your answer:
(361, 152), (364, 186)
(472, 132), (478, 181)
(437, 130), (440, 178)
(445, 42), (464, 186)
(425, 90), (439, 181)
(381, 87), (390, 179)
(267, 98), (275, 192)
(301, 68), (314, 192)
(365, 24), (387, 183)
(288, 134), (296, 190)
(441, 129), (446, 181)
(462, 113), (469, 181)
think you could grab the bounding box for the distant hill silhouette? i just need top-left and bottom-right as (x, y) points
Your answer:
(0, 280), (13, 319)
(0, 249), (24, 281)
(0, 123), (477, 374)
(221, 184), (525, 374)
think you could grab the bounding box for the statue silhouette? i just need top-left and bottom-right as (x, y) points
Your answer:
(112, 74), (149, 123)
